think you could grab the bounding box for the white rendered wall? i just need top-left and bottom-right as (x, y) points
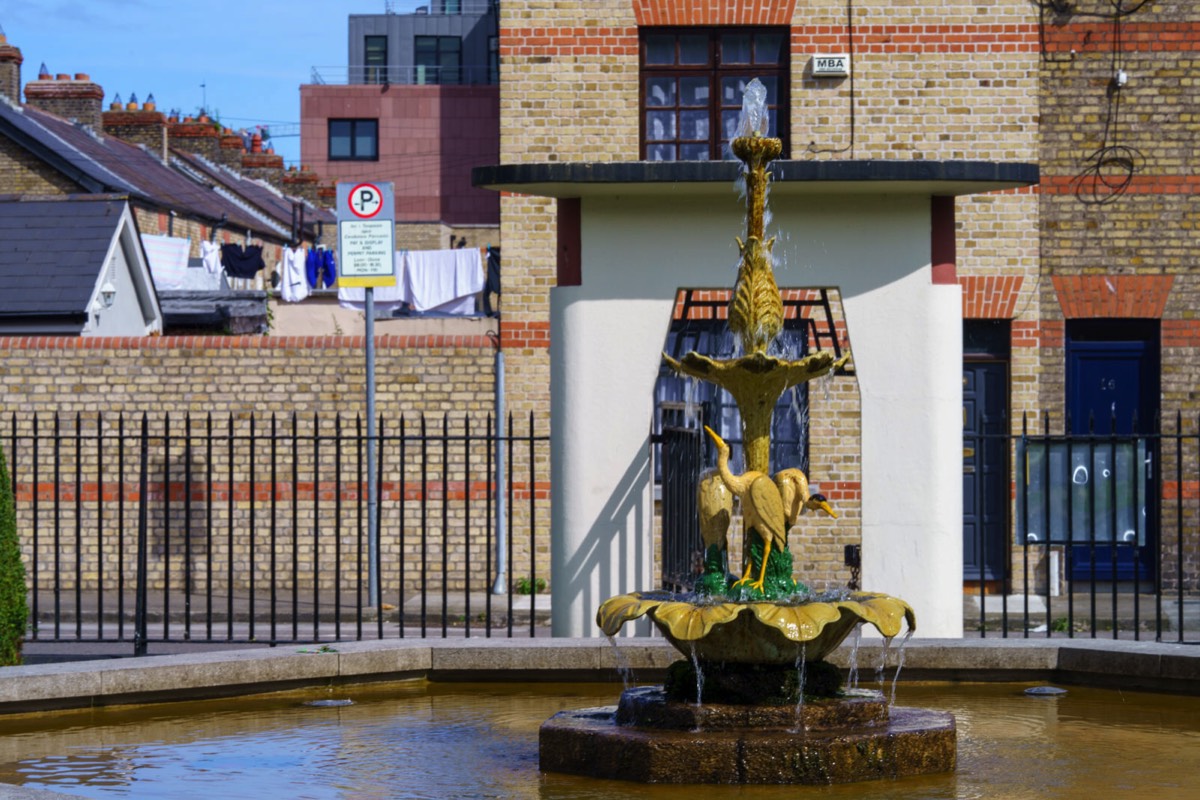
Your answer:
(550, 191), (963, 638)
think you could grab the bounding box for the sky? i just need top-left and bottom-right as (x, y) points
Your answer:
(1, 1), (433, 166)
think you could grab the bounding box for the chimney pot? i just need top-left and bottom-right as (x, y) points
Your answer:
(74, 72), (88, 81)
(38, 62), (49, 78)
(250, 133), (262, 153)
(55, 73), (69, 81)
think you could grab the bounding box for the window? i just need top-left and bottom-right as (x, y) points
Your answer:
(328, 119), (378, 161)
(488, 35), (499, 85)
(365, 35), (388, 84)
(415, 35), (462, 85)
(640, 28), (788, 161)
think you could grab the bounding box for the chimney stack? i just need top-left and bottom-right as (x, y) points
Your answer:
(283, 164), (321, 206)
(217, 127), (245, 169)
(23, 70), (104, 128)
(241, 134), (285, 190)
(0, 29), (23, 105)
(102, 93), (168, 163)
(168, 113), (221, 160)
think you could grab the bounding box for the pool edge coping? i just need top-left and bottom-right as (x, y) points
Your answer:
(0, 637), (1197, 714)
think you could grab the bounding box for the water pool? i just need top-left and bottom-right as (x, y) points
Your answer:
(0, 681), (1197, 799)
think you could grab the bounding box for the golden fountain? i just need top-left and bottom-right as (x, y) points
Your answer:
(540, 80), (953, 785)
(595, 79), (914, 666)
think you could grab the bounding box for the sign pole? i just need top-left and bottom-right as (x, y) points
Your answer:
(336, 180), (395, 613)
(366, 287), (378, 608)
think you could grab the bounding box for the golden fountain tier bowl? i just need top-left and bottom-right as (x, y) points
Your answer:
(596, 592), (915, 665)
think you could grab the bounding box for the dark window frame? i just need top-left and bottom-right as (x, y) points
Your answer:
(328, 118), (379, 162)
(364, 35), (388, 85)
(488, 35), (499, 85)
(415, 35), (463, 85)
(639, 27), (790, 161)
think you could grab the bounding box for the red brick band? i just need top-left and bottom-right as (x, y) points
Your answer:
(794, 24), (1038, 53)
(14, 479), (548, 505)
(1012, 320), (1064, 348)
(499, 18), (1200, 58)
(1040, 174), (1200, 194)
(1042, 21), (1200, 54)
(0, 335), (496, 350)
(1162, 320), (1200, 348)
(499, 321), (551, 349)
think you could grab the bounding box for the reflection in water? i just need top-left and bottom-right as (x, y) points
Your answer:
(0, 682), (1198, 799)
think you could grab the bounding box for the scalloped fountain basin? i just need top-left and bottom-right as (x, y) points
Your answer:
(597, 590), (915, 665)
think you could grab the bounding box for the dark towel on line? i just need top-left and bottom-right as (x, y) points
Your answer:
(220, 243), (266, 279)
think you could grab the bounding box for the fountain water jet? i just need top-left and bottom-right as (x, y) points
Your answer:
(539, 80), (956, 785)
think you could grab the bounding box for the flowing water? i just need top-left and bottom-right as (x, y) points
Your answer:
(1, 681), (1198, 799)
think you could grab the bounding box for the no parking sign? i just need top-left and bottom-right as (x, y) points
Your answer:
(336, 181), (395, 288)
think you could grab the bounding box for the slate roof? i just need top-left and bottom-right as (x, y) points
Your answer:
(0, 196), (124, 320)
(172, 151), (336, 234)
(0, 100), (291, 241)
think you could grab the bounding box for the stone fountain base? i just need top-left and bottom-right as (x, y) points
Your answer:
(539, 686), (956, 785)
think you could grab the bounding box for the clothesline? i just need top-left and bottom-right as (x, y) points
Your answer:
(140, 236), (491, 319)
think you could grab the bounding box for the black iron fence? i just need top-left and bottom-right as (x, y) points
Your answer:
(6, 412), (550, 653)
(968, 412), (1198, 643)
(659, 413), (1197, 643)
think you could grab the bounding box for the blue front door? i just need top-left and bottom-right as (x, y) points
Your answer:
(1066, 322), (1158, 582)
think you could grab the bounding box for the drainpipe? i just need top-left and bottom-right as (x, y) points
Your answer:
(491, 328), (508, 594)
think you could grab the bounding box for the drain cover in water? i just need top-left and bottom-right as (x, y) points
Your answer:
(1024, 686), (1067, 696)
(304, 699), (355, 707)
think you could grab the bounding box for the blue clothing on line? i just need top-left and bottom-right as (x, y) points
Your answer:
(306, 248), (337, 288)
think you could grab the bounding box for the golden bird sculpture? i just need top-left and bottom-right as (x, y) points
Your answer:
(697, 469), (735, 555)
(773, 468), (839, 529)
(704, 425), (786, 594)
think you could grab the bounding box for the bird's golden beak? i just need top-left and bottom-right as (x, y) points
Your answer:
(806, 493), (838, 519)
(703, 425), (721, 445)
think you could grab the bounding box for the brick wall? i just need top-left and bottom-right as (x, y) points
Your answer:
(0, 336), (543, 597)
(0, 135), (85, 195)
(1036, 0), (1200, 591)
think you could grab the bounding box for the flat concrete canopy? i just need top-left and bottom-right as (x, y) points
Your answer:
(473, 159), (1039, 197)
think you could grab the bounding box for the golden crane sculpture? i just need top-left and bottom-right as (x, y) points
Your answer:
(705, 425), (786, 593)
(774, 468), (838, 528)
(697, 469), (735, 556)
